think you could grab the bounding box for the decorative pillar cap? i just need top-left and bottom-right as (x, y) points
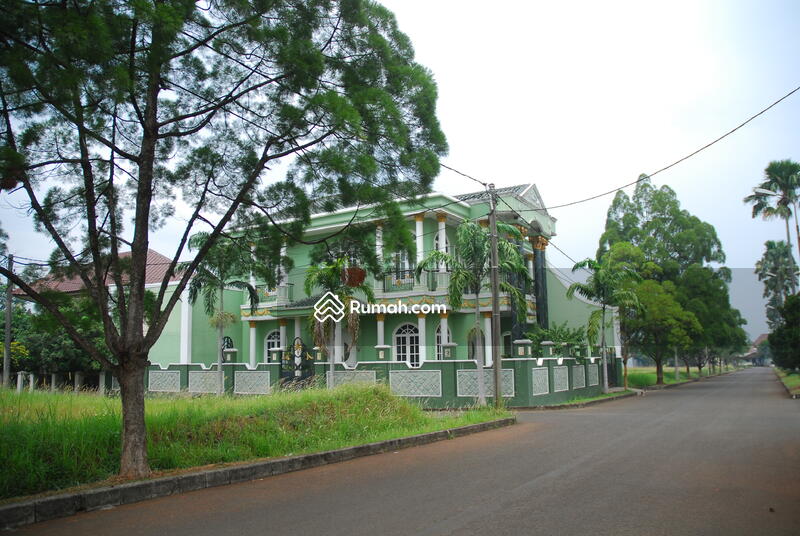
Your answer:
(437, 213), (447, 223)
(414, 213), (425, 222)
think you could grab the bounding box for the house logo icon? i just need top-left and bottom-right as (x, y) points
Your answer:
(313, 291), (346, 323)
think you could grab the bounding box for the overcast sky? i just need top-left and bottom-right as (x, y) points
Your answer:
(379, 0), (800, 338)
(3, 0), (798, 339)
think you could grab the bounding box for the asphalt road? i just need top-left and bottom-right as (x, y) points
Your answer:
(16, 368), (800, 535)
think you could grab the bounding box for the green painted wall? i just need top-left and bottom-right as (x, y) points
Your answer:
(546, 268), (616, 347)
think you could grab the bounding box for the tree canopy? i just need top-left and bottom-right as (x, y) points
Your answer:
(0, 0), (447, 478)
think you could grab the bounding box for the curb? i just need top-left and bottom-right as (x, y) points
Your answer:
(515, 390), (637, 410)
(642, 369), (741, 391)
(773, 369), (800, 399)
(0, 417), (515, 529)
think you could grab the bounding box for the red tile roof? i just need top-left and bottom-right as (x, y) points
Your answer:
(13, 249), (182, 296)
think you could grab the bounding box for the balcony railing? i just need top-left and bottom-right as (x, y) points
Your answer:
(261, 283), (293, 303)
(383, 270), (415, 292)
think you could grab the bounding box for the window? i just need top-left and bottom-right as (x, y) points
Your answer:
(264, 330), (281, 361)
(503, 332), (512, 357)
(394, 323), (420, 367)
(435, 323), (453, 360)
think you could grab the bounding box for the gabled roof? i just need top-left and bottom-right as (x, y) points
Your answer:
(456, 184), (529, 202)
(14, 249), (180, 296)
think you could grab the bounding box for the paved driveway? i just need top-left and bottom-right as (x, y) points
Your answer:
(16, 368), (800, 535)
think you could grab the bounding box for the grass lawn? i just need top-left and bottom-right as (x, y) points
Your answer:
(775, 368), (800, 395)
(0, 384), (510, 501)
(625, 365), (738, 389)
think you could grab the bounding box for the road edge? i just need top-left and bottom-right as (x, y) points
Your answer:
(0, 417), (516, 529)
(773, 368), (800, 399)
(514, 390), (638, 410)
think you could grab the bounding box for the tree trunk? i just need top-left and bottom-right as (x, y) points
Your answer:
(600, 305), (609, 393)
(655, 357), (664, 385)
(217, 286), (224, 395)
(118, 362), (150, 479)
(623, 357), (628, 390)
(474, 296), (486, 406)
(684, 361), (690, 377)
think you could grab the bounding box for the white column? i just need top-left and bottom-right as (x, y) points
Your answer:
(279, 242), (288, 286)
(417, 314), (427, 366)
(376, 314), (385, 346)
(29, 373), (35, 392)
(415, 214), (424, 264)
(179, 287), (192, 364)
(248, 321), (257, 368)
(437, 214), (446, 272)
(334, 321), (343, 363)
(16, 372), (24, 393)
(279, 319), (287, 350)
(440, 314), (449, 345)
(483, 313), (493, 367)
(294, 317), (302, 342)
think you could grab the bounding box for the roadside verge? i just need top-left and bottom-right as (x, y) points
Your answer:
(0, 417), (515, 529)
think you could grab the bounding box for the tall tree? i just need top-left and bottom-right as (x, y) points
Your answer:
(598, 176), (725, 280)
(416, 220), (528, 405)
(0, 1), (446, 477)
(744, 159), (800, 274)
(755, 240), (798, 328)
(567, 256), (641, 393)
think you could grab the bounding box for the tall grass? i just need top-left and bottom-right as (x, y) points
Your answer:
(0, 385), (507, 501)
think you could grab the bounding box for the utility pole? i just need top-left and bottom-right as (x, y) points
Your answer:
(3, 255), (13, 389)
(487, 184), (502, 408)
(674, 347), (679, 382)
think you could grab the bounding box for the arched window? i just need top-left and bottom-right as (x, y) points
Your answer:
(433, 230), (450, 255)
(264, 330), (281, 361)
(435, 323), (453, 360)
(394, 323), (420, 367)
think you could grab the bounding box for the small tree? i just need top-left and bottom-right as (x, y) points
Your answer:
(184, 234), (260, 395)
(416, 220), (528, 405)
(627, 280), (701, 384)
(567, 258), (641, 393)
(304, 257), (375, 387)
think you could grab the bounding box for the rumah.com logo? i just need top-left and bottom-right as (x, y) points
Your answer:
(313, 292), (446, 323)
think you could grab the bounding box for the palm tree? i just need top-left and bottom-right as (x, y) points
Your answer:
(567, 259), (641, 393)
(416, 220), (529, 405)
(744, 159), (800, 292)
(183, 233), (259, 395)
(755, 240), (798, 327)
(304, 257), (375, 388)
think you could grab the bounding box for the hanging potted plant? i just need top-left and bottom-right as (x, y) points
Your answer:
(342, 265), (366, 287)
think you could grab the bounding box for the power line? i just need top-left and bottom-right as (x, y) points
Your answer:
(449, 83), (800, 213)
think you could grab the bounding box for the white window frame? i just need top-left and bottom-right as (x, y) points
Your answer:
(435, 323), (453, 360)
(394, 323), (420, 367)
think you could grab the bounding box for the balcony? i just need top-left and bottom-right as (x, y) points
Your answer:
(383, 270), (415, 292)
(261, 283), (294, 305)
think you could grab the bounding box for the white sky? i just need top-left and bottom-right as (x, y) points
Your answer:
(3, 0), (798, 339)
(379, 0), (800, 338)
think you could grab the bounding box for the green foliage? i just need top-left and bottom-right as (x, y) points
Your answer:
(769, 294), (800, 371)
(304, 257), (375, 353)
(526, 322), (586, 355)
(676, 264), (748, 360)
(567, 256), (641, 345)
(743, 159), (800, 222)
(755, 240), (798, 328)
(0, 384), (509, 500)
(598, 176), (725, 278)
(415, 220), (530, 320)
(626, 280), (701, 365)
